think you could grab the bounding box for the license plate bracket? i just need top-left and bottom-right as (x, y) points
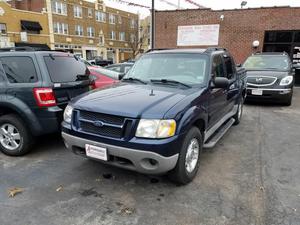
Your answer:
(252, 89), (263, 95)
(85, 144), (108, 161)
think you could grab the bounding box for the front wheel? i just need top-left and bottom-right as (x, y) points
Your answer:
(168, 127), (202, 185)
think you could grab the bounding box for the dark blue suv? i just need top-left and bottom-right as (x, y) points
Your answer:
(62, 48), (246, 184)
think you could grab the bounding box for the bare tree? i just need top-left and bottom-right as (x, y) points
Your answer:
(129, 27), (149, 58)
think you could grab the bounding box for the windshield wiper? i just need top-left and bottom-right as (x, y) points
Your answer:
(150, 79), (191, 88)
(123, 77), (147, 84)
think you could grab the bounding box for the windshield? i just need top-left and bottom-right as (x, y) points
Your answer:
(44, 55), (89, 83)
(125, 53), (208, 85)
(243, 55), (289, 71)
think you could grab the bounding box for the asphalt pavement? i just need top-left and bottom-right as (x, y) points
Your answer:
(0, 88), (300, 225)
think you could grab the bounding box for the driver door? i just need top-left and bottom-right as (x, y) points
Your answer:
(207, 54), (228, 129)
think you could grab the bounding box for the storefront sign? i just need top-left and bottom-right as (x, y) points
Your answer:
(177, 24), (220, 46)
(20, 32), (28, 42)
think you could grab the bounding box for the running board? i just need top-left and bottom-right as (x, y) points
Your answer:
(203, 118), (235, 149)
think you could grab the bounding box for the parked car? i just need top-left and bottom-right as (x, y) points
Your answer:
(88, 67), (119, 89)
(88, 57), (113, 67)
(243, 52), (296, 105)
(105, 62), (134, 73)
(62, 48), (246, 184)
(0, 49), (90, 156)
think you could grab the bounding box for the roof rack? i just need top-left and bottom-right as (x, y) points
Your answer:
(0, 46), (53, 52)
(205, 47), (227, 53)
(254, 51), (288, 55)
(145, 48), (173, 53)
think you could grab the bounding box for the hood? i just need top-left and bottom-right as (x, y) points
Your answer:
(71, 82), (197, 119)
(246, 70), (289, 79)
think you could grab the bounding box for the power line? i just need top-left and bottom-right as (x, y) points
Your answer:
(184, 0), (205, 8)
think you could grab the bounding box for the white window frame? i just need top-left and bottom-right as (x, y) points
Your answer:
(118, 15), (122, 24)
(130, 34), (136, 43)
(130, 19), (136, 28)
(75, 25), (83, 36)
(0, 23), (7, 35)
(88, 8), (93, 18)
(110, 31), (116, 40)
(53, 22), (68, 35)
(119, 32), (125, 41)
(52, 1), (67, 15)
(87, 27), (95, 37)
(73, 5), (82, 18)
(95, 11), (106, 22)
(109, 14), (116, 24)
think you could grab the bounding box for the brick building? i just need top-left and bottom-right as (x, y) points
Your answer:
(5, 0), (139, 62)
(154, 7), (300, 64)
(0, 1), (50, 49)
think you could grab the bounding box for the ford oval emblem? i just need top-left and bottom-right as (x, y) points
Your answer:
(256, 77), (263, 82)
(93, 120), (104, 127)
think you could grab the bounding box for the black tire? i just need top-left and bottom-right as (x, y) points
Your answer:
(168, 127), (202, 185)
(0, 114), (34, 156)
(283, 93), (293, 106)
(233, 97), (244, 125)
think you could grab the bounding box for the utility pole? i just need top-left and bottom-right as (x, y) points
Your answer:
(178, 0), (180, 9)
(151, 0), (155, 49)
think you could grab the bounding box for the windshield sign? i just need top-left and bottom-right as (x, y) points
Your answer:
(125, 53), (208, 86)
(243, 55), (289, 71)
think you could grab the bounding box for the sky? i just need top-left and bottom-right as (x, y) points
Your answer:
(98, 0), (300, 18)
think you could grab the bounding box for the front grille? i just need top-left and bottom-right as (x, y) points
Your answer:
(80, 110), (124, 125)
(247, 76), (277, 86)
(80, 121), (123, 138)
(75, 110), (128, 139)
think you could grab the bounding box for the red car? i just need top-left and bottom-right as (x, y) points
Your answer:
(88, 67), (119, 89)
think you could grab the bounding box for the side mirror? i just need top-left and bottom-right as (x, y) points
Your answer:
(212, 77), (229, 89)
(119, 73), (126, 80)
(236, 63), (242, 67)
(293, 63), (300, 69)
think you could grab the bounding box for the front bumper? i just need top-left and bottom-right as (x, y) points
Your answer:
(246, 87), (292, 102)
(62, 132), (179, 174)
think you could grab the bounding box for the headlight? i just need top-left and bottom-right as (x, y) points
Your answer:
(280, 76), (293, 86)
(136, 119), (176, 138)
(63, 105), (73, 123)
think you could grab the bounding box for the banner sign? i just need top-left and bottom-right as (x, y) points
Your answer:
(177, 24), (220, 46)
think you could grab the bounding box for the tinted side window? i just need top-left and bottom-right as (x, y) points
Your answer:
(0, 56), (37, 83)
(224, 55), (235, 79)
(212, 55), (225, 77)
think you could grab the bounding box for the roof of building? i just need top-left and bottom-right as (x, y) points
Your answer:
(155, 5), (300, 14)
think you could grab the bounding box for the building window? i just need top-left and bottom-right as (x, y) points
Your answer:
(75, 25), (83, 36)
(74, 5), (82, 18)
(118, 15), (122, 24)
(119, 32), (125, 41)
(87, 27), (95, 37)
(130, 34), (136, 43)
(99, 35), (104, 46)
(110, 31), (116, 40)
(0, 23), (7, 35)
(88, 8), (93, 18)
(109, 14), (116, 24)
(52, 1), (67, 15)
(53, 22), (68, 35)
(130, 19), (136, 28)
(95, 11), (106, 22)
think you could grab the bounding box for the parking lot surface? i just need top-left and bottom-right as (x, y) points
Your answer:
(1, 89), (300, 225)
